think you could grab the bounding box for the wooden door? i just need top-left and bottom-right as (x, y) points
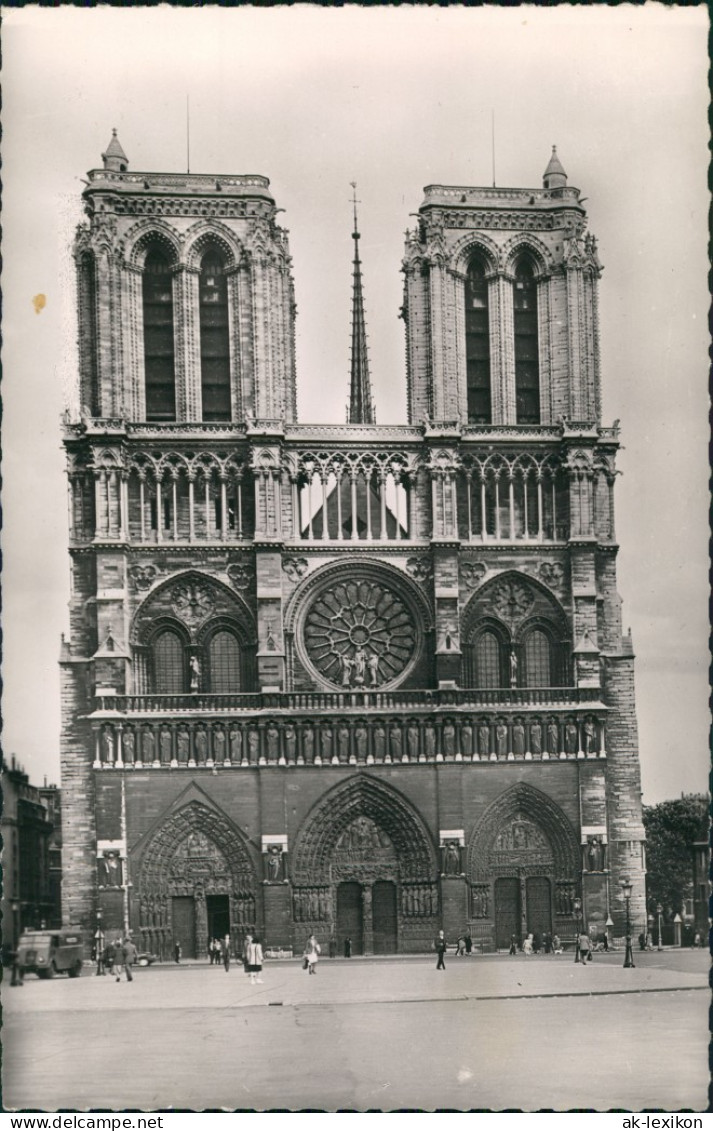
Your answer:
(172, 896), (196, 959)
(336, 882), (363, 955)
(372, 881), (397, 954)
(494, 877), (521, 949)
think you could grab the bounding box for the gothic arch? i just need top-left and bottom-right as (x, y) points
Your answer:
(291, 774), (437, 885)
(451, 232), (500, 275)
(124, 220), (182, 269)
(468, 783), (579, 881)
(502, 233), (553, 278)
(131, 569), (256, 647)
(137, 799), (256, 897)
(461, 569), (569, 645)
(184, 221), (242, 271)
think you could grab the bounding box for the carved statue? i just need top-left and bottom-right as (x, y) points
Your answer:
(353, 646), (367, 684)
(584, 721), (597, 754)
(586, 837), (605, 871)
(285, 726), (297, 761)
(340, 654), (353, 687)
(98, 853), (122, 888)
(177, 728), (189, 763)
(373, 725), (386, 759)
(266, 846), (282, 881)
(229, 727), (242, 762)
(321, 726), (333, 760)
(355, 724), (367, 760)
(160, 728), (172, 764)
(407, 724), (420, 760)
(444, 841), (461, 875)
(547, 719), (560, 754)
(338, 725), (350, 761)
(496, 722), (508, 757)
(530, 722), (542, 755)
(142, 729), (155, 763)
(190, 655), (201, 692)
(195, 727), (208, 763)
(565, 722), (579, 754)
(510, 650), (519, 687)
(308, 890), (319, 919)
(267, 725), (280, 761)
(461, 724), (473, 757)
(248, 729), (259, 763)
(389, 724), (402, 759)
(367, 652), (380, 686)
(302, 726), (314, 762)
(102, 729), (115, 764)
(123, 729), (135, 764)
(424, 724), (437, 759)
(512, 721), (525, 757)
(213, 728), (226, 763)
(443, 723), (455, 758)
(478, 723), (490, 756)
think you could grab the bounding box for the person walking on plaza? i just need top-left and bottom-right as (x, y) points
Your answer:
(434, 930), (447, 970)
(344, 937), (352, 958)
(456, 935), (466, 957)
(246, 935), (264, 984)
(464, 933), (472, 956)
(222, 934), (231, 972)
(508, 934), (518, 956)
(523, 934), (533, 956)
(552, 934), (563, 954)
(112, 938), (125, 982)
(174, 941), (181, 964)
(304, 934), (321, 974)
(578, 930), (592, 963)
(242, 933), (253, 976)
(122, 936), (137, 982)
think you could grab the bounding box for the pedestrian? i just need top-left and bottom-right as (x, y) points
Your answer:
(344, 937), (352, 958)
(112, 938), (124, 982)
(464, 933), (472, 956)
(523, 934), (533, 956)
(242, 933), (253, 976)
(532, 931), (541, 954)
(222, 934), (231, 972)
(638, 931), (647, 951)
(456, 935), (466, 957)
(246, 935), (264, 984)
(543, 931), (552, 955)
(122, 936), (137, 982)
(552, 934), (563, 954)
(578, 931), (592, 963)
(174, 941), (181, 964)
(508, 934), (517, 956)
(693, 930), (702, 949)
(304, 934), (321, 975)
(434, 930), (447, 970)
(602, 930), (609, 952)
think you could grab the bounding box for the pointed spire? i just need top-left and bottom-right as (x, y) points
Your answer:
(102, 129), (129, 173)
(347, 182), (375, 425)
(543, 145), (567, 190)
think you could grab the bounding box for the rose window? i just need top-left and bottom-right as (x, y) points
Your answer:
(303, 577), (417, 689)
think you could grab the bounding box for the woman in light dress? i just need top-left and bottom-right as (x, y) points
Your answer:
(246, 935), (264, 984)
(523, 933), (534, 956)
(304, 934), (321, 975)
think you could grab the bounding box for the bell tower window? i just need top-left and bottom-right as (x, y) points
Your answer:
(143, 249), (176, 422)
(513, 258), (540, 424)
(152, 629), (186, 693)
(199, 250), (231, 422)
(465, 256), (491, 424)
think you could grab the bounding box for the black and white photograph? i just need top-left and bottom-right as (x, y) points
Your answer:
(2, 4), (709, 1117)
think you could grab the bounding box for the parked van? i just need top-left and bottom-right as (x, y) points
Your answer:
(17, 929), (84, 979)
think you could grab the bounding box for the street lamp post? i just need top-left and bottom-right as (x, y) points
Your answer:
(621, 878), (635, 968)
(656, 903), (663, 952)
(573, 896), (582, 964)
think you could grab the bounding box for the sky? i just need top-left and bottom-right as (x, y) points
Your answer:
(2, 4), (709, 804)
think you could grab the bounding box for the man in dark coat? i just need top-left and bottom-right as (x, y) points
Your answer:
(434, 930), (447, 971)
(122, 937), (137, 982)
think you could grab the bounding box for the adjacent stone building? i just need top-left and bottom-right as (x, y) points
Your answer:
(60, 134), (646, 956)
(2, 759), (58, 949)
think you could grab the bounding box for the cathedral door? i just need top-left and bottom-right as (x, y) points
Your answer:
(206, 894), (230, 943)
(525, 877), (552, 937)
(494, 878), (521, 948)
(372, 881), (397, 954)
(172, 896), (197, 959)
(337, 882), (364, 955)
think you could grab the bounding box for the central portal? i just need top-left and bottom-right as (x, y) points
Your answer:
(336, 882), (364, 954)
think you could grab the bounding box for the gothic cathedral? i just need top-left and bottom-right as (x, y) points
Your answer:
(60, 134), (646, 956)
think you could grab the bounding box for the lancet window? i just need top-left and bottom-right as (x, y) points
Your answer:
(142, 249), (177, 422)
(465, 256), (491, 425)
(207, 629), (242, 694)
(297, 453), (412, 543)
(142, 619), (250, 695)
(78, 252), (99, 415)
(464, 619), (569, 691)
(513, 257), (540, 424)
(152, 628), (186, 694)
(199, 250), (231, 422)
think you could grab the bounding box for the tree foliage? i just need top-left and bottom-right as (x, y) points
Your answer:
(643, 793), (709, 918)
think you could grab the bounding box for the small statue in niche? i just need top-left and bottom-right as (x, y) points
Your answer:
(496, 722), (508, 757)
(373, 724), (386, 760)
(176, 728), (189, 763)
(461, 723), (473, 758)
(340, 654), (353, 687)
(547, 719), (560, 754)
(102, 729), (115, 764)
(424, 724), (437, 759)
(354, 723), (367, 760)
(248, 729), (259, 763)
(367, 652), (380, 686)
(302, 726), (314, 762)
(160, 728), (172, 764)
(353, 646), (367, 685)
(478, 722), (490, 756)
(337, 724), (350, 762)
(565, 722), (579, 754)
(389, 723), (402, 760)
(123, 729), (135, 764)
(512, 720), (525, 757)
(267, 725), (280, 761)
(98, 853), (122, 888)
(444, 841), (461, 875)
(195, 727), (208, 764)
(190, 655), (201, 692)
(407, 724), (420, 760)
(266, 846), (282, 882)
(213, 728), (226, 763)
(530, 722), (542, 756)
(510, 650), (519, 688)
(229, 727), (242, 762)
(321, 726), (333, 760)
(142, 729), (155, 763)
(584, 721), (597, 754)
(587, 837), (605, 871)
(443, 722), (455, 758)
(285, 725), (297, 761)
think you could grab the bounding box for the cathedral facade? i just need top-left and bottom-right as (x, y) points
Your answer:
(60, 134), (646, 956)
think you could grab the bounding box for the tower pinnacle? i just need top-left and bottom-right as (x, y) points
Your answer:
(347, 182), (375, 425)
(543, 145), (567, 190)
(102, 129), (129, 173)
